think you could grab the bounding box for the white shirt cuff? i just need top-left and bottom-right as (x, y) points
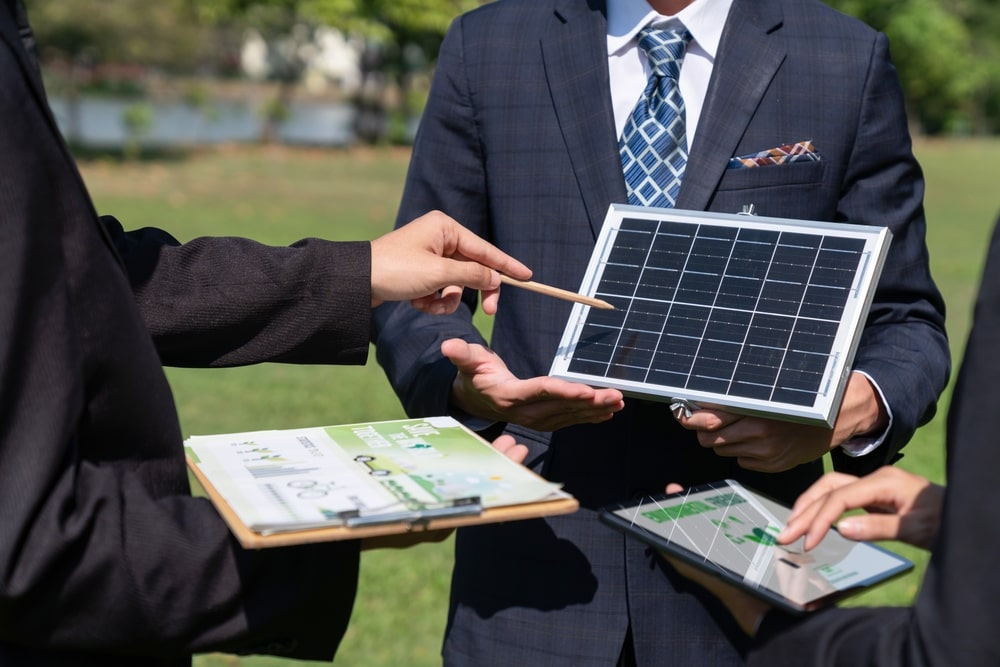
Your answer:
(838, 370), (893, 457)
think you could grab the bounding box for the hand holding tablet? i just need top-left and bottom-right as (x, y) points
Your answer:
(600, 479), (913, 614)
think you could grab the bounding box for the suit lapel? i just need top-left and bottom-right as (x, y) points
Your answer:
(678, 0), (786, 211)
(542, 0), (627, 238)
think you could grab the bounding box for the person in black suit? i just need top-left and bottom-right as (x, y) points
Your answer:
(0, 1), (533, 665)
(667, 213), (1000, 666)
(371, 0), (950, 664)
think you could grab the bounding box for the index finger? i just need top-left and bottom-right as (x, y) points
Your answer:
(778, 473), (860, 546)
(447, 225), (532, 281)
(781, 475), (882, 550)
(777, 497), (840, 548)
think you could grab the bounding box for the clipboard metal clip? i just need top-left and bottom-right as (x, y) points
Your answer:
(342, 496), (483, 528)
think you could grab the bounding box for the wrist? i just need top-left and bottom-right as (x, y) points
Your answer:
(842, 372), (888, 441)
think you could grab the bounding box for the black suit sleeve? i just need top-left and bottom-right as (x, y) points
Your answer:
(104, 216), (373, 368)
(747, 216), (1000, 665)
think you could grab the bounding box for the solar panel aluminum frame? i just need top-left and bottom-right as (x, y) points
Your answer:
(549, 204), (892, 427)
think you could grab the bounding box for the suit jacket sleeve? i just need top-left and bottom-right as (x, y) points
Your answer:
(746, 217), (1000, 665)
(823, 32), (948, 475)
(372, 16), (491, 420)
(105, 216), (373, 368)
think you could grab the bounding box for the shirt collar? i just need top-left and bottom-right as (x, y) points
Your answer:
(607, 0), (733, 59)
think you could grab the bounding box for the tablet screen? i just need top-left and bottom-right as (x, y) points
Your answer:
(601, 479), (913, 613)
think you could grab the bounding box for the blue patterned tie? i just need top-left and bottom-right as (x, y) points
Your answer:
(620, 25), (692, 208)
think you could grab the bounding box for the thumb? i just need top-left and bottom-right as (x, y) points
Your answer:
(441, 338), (475, 370)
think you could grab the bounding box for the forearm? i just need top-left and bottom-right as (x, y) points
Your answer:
(105, 216), (373, 368)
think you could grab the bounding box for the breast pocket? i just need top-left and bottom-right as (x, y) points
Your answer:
(717, 159), (826, 192)
(711, 161), (830, 219)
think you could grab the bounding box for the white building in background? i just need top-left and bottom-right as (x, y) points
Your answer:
(307, 27), (363, 94)
(240, 30), (269, 81)
(239, 26), (363, 95)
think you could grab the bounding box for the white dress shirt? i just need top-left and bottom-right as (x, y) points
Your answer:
(607, 0), (734, 146)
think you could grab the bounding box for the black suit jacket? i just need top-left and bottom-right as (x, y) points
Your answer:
(0, 2), (368, 664)
(372, 0), (949, 664)
(747, 217), (1000, 666)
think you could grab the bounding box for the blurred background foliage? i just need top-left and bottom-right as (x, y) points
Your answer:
(25, 0), (1000, 143)
(28, 0), (488, 146)
(826, 0), (1000, 135)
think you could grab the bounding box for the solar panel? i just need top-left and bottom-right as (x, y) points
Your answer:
(549, 204), (892, 427)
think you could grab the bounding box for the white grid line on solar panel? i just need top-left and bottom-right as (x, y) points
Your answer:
(566, 218), (864, 405)
(593, 223), (862, 315)
(568, 324), (839, 403)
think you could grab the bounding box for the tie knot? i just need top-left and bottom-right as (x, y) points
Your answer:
(638, 25), (691, 79)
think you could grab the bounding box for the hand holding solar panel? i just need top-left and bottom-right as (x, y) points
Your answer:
(550, 205), (891, 428)
(672, 371), (887, 472)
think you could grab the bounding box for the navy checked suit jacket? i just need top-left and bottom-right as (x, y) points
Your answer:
(372, 0), (949, 664)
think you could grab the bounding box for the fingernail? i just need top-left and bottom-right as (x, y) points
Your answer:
(837, 518), (857, 535)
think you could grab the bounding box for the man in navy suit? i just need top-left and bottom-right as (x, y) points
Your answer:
(372, 0), (949, 664)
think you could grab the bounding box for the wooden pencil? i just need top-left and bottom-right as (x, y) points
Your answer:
(499, 275), (615, 310)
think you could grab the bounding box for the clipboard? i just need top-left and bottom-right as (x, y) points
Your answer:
(189, 461), (578, 548)
(185, 416), (579, 549)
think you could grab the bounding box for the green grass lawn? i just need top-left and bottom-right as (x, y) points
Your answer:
(77, 138), (1000, 666)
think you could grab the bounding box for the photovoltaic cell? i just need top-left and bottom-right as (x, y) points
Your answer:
(550, 205), (892, 426)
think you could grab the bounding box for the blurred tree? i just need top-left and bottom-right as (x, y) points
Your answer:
(194, 0), (486, 144)
(964, 0), (1000, 134)
(193, 1), (304, 142)
(30, 0), (208, 71)
(301, 1), (485, 143)
(30, 0), (998, 140)
(28, 0), (211, 143)
(827, 0), (991, 135)
(121, 102), (154, 161)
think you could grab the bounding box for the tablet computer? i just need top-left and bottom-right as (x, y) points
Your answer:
(600, 479), (913, 614)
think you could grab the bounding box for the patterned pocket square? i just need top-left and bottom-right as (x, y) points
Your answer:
(727, 140), (820, 169)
